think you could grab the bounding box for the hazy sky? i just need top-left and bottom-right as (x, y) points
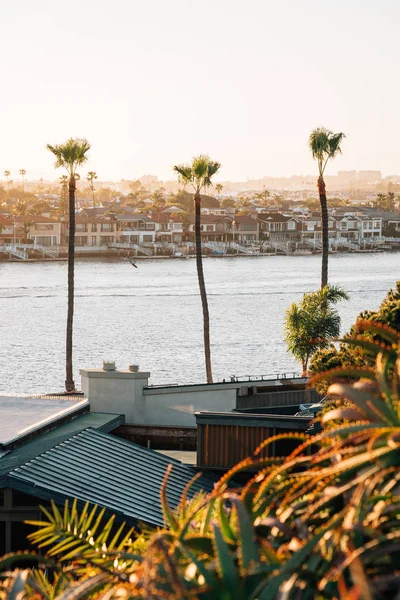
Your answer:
(1, 0), (399, 182)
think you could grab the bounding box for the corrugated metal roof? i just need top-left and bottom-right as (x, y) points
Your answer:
(8, 428), (216, 527)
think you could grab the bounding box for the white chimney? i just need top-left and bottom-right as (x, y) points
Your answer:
(80, 362), (150, 424)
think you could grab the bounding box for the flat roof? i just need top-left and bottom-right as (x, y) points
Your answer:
(0, 394), (88, 448)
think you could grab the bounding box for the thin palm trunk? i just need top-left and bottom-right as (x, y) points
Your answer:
(318, 176), (328, 289)
(66, 175), (76, 392)
(194, 192), (213, 383)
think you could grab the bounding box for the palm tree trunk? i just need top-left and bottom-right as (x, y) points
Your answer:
(318, 176), (328, 289)
(66, 175), (76, 392)
(194, 192), (213, 383)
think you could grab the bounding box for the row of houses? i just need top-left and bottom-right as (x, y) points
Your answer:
(1, 207), (400, 248)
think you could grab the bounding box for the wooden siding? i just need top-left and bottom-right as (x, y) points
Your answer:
(196, 413), (310, 470)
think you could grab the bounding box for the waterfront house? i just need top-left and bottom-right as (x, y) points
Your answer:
(0, 216), (15, 244)
(335, 214), (382, 243)
(117, 213), (156, 244)
(4, 216), (63, 246)
(258, 212), (302, 242)
(231, 215), (259, 243)
(187, 214), (233, 242)
(72, 216), (118, 247)
(152, 213), (185, 243)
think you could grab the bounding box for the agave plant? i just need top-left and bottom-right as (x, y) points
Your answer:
(0, 321), (399, 598)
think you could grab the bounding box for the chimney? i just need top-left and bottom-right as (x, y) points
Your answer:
(80, 362), (150, 424)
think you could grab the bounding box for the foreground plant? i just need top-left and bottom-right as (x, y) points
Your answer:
(1, 322), (400, 598)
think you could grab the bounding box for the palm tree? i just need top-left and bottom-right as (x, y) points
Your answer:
(284, 285), (349, 374)
(4, 170), (10, 196)
(215, 183), (223, 196)
(87, 171), (98, 206)
(59, 175), (69, 218)
(309, 127), (345, 288)
(47, 138), (91, 392)
(174, 155), (221, 383)
(19, 169), (26, 192)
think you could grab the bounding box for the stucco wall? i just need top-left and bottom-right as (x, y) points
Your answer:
(142, 385), (238, 426)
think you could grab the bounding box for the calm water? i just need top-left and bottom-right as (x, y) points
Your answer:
(0, 253), (398, 394)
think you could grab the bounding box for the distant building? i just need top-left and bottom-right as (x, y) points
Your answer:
(357, 170), (382, 182)
(338, 170), (357, 182)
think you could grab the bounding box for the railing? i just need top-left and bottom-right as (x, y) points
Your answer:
(264, 240), (292, 255)
(109, 242), (153, 256)
(230, 372), (302, 382)
(1, 245), (28, 260)
(229, 242), (256, 255)
(32, 244), (59, 258)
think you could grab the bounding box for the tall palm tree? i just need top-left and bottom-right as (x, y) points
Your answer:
(47, 138), (91, 392)
(4, 170), (11, 196)
(215, 183), (223, 196)
(309, 127), (345, 288)
(59, 175), (69, 218)
(19, 169), (26, 192)
(284, 285), (349, 374)
(174, 155), (221, 383)
(87, 171), (98, 206)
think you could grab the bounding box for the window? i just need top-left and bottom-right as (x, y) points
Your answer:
(287, 221), (295, 230)
(91, 236), (97, 245)
(76, 224), (87, 232)
(100, 236), (114, 244)
(206, 225), (214, 231)
(143, 234), (153, 242)
(34, 224), (53, 231)
(146, 223), (155, 230)
(35, 236), (52, 246)
(91, 223), (97, 232)
(101, 223), (112, 232)
(75, 236), (87, 246)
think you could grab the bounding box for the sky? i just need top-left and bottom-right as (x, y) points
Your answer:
(1, 0), (399, 183)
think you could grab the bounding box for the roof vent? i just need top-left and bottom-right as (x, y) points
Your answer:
(102, 360), (116, 371)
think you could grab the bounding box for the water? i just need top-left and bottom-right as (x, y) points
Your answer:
(0, 253), (398, 394)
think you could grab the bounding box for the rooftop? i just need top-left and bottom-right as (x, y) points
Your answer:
(0, 394), (88, 449)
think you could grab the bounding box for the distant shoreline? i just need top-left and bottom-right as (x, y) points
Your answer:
(1, 248), (399, 263)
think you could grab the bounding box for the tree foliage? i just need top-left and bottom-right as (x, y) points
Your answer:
(308, 127), (346, 177)
(310, 281), (400, 392)
(284, 285), (349, 373)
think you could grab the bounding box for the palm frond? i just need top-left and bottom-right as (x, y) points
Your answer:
(47, 138), (90, 175)
(173, 155), (221, 193)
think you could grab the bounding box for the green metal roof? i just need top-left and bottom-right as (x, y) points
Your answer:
(8, 428), (216, 528)
(0, 412), (124, 480)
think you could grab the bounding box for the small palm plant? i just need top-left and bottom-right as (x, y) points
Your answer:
(284, 284), (349, 374)
(47, 138), (91, 392)
(309, 127), (345, 288)
(173, 155), (221, 383)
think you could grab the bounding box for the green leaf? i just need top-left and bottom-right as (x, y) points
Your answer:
(213, 523), (241, 596)
(230, 498), (259, 573)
